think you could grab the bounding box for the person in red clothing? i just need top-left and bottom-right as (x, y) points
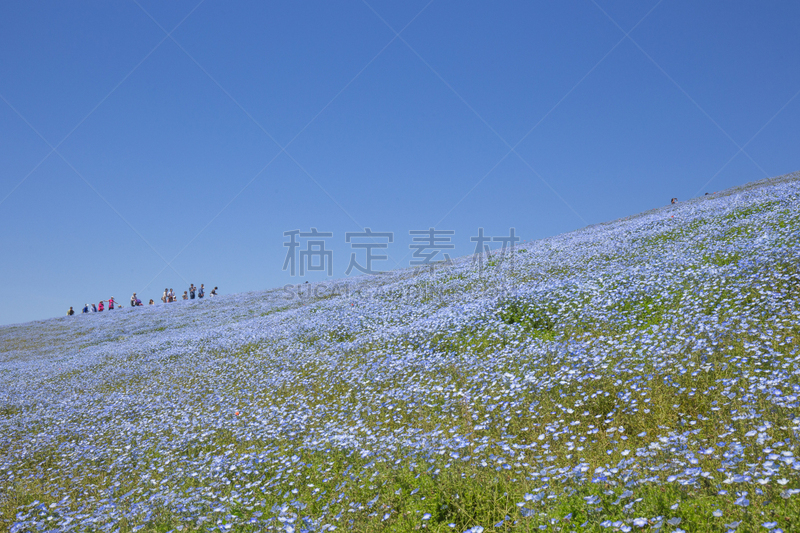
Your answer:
(98, 301), (105, 312)
(108, 297), (116, 310)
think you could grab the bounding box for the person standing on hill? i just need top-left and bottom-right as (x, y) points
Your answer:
(67, 307), (74, 316)
(168, 288), (175, 302)
(183, 291), (188, 300)
(91, 303), (97, 312)
(108, 297), (116, 310)
(210, 287), (218, 297)
(82, 304), (89, 314)
(149, 299), (154, 305)
(198, 284), (205, 298)
(189, 284), (196, 299)
(162, 289), (168, 303)
(131, 293), (137, 307)
(98, 301), (104, 312)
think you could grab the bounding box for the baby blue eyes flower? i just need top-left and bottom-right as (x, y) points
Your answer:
(5, 184), (800, 531)
(734, 496), (750, 507)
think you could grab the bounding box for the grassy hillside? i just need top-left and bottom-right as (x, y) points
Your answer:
(2, 172), (800, 532)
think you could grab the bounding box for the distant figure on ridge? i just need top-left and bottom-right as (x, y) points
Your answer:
(108, 297), (116, 310)
(210, 287), (218, 297)
(98, 301), (104, 312)
(82, 304), (89, 314)
(162, 289), (168, 304)
(67, 307), (74, 316)
(91, 303), (97, 312)
(149, 299), (154, 305)
(183, 291), (188, 300)
(671, 197), (677, 205)
(198, 284), (205, 299)
(189, 284), (196, 299)
(168, 288), (175, 302)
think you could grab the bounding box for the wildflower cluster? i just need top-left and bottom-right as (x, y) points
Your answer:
(1, 172), (800, 532)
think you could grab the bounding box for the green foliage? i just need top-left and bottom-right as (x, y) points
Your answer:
(4, 177), (800, 532)
(496, 297), (556, 337)
(724, 200), (778, 221)
(327, 326), (357, 343)
(704, 251), (741, 267)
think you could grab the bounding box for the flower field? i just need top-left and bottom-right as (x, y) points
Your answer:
(2, 173), (800, 532)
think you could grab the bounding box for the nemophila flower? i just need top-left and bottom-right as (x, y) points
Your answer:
(2, 176), (800, 530)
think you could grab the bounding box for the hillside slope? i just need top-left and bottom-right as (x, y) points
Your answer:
(2, 172), (800, 532)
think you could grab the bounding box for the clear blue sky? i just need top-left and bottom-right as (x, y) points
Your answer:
(1, 1), (799, 325)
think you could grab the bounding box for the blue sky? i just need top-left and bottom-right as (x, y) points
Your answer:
(1, 0), (799, 325)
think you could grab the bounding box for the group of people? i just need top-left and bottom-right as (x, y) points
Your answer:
(65, 297), (120, 315)
(158, 284), (218, 303)
(66, 284), (219, 316)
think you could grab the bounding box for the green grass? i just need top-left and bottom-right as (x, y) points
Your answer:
(3, 176), (800, 532)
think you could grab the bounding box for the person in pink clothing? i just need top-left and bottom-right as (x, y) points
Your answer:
(108, 297), (116, 310)
(98, 301), (104, 312)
